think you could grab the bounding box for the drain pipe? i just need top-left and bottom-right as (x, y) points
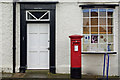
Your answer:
(13, 1), (16, 73)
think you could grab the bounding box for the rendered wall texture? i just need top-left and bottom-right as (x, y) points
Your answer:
(0, 3), (2, 73)
(118, 3), (120, 77)
(0, 1), (119, 76)
(2, 2), (13, 73)
(16, 3), (20, 72)
(56, 2), (83, 74)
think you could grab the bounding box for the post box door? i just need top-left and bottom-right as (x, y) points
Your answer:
(71, 41), (81, 68)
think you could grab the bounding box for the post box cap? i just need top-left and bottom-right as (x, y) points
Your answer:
(69, 35), (83, 39)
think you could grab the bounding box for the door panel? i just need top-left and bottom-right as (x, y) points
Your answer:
(39, 24), (48, 33)
(27, 23), (49, 69)
(29, 34), (39, 51)
(29, 24), (39, 33)
(28, 51), (39, 69)
(39, 34), (48, 47)
(39, 51), (49, 69)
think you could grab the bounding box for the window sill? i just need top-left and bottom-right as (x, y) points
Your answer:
(82, 52), (117, 54)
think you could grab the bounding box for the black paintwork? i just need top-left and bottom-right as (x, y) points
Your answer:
(13, 2), (16, 73)
(20, 3), (56, 74)
(79, 4), (118, 9)
(71, 68), (81, 79)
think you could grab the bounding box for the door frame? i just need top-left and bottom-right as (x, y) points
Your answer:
(19, 2), (57, 73)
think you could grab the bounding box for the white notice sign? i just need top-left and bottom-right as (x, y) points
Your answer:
(74, 45), (78, 51)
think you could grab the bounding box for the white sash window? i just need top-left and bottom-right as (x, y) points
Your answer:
(82, 8), (114, 52)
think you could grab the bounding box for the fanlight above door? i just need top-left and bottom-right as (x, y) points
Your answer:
(26, 10), (50, 21)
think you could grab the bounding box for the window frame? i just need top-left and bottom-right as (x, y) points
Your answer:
(82, 8), (115, 53)
(26, 10), (50, 21)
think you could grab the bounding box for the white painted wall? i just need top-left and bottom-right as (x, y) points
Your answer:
(118, 3), (120, 77)
(0, 3), (2, 71)
(16, 3), (20, 72)
(0, 0), (13, 2)
(0, 3), (2, 79)
(2, 2), (13, 73)
(56, 2), (82, 73)
(0, 2), (20, 73)
(0, 1), (119, 76)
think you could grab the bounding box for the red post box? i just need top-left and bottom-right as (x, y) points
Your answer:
(69, 35), (83, 79)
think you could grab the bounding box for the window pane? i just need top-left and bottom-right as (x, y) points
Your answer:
(99, 26), (106, 34)
(30, 12), (46, 19)
(108, 18), (113, 25)
(99, 9), (106, 17)
(27, 13), (35, 19)
(83, 18), (89, 26)
(108, 35), (113, 43)
(83, 44), (90, 51)
(107, 9), (113, 17)
(91, 35), (98, 43)
(108, 12), (113, 17)
(83, 9), (89, 17)
(91, 9), (98, 17)
(99, 35), (107, 43)
(91, 44), (98, 51)
(91, 18), (98, 25)
(99, 18), (106, 25)
(41, 14), (49, 19)
(100, 12), (106, 17)
(83, 12), (89, 17)
(108, 27), (113, 34)
(98, 44), (107, 51)
(83, 27), (89, 34)
(107, 44), (113, 51)
(91, 12), (98, 17)
(83, 35), (90, 44)
(91, 27), (98, 34)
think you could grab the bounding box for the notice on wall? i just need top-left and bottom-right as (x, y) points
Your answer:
(91, 35), (98, 43)
(74, 45), (78, 51)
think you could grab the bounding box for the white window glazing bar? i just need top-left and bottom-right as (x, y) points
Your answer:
(39, 11), (50, 19)
(82, 8), (114, 52)
(89, 9), (91, 51)
(98, 9), (99, 52)
(27, 11), (38, 20)
(26, 10), (50, 21)
(106, 9), (108, 51)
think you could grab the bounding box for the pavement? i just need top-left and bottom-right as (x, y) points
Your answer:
(1, 70), (120, 80)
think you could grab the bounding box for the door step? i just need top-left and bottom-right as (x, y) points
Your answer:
(26, 70), (49, 74)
